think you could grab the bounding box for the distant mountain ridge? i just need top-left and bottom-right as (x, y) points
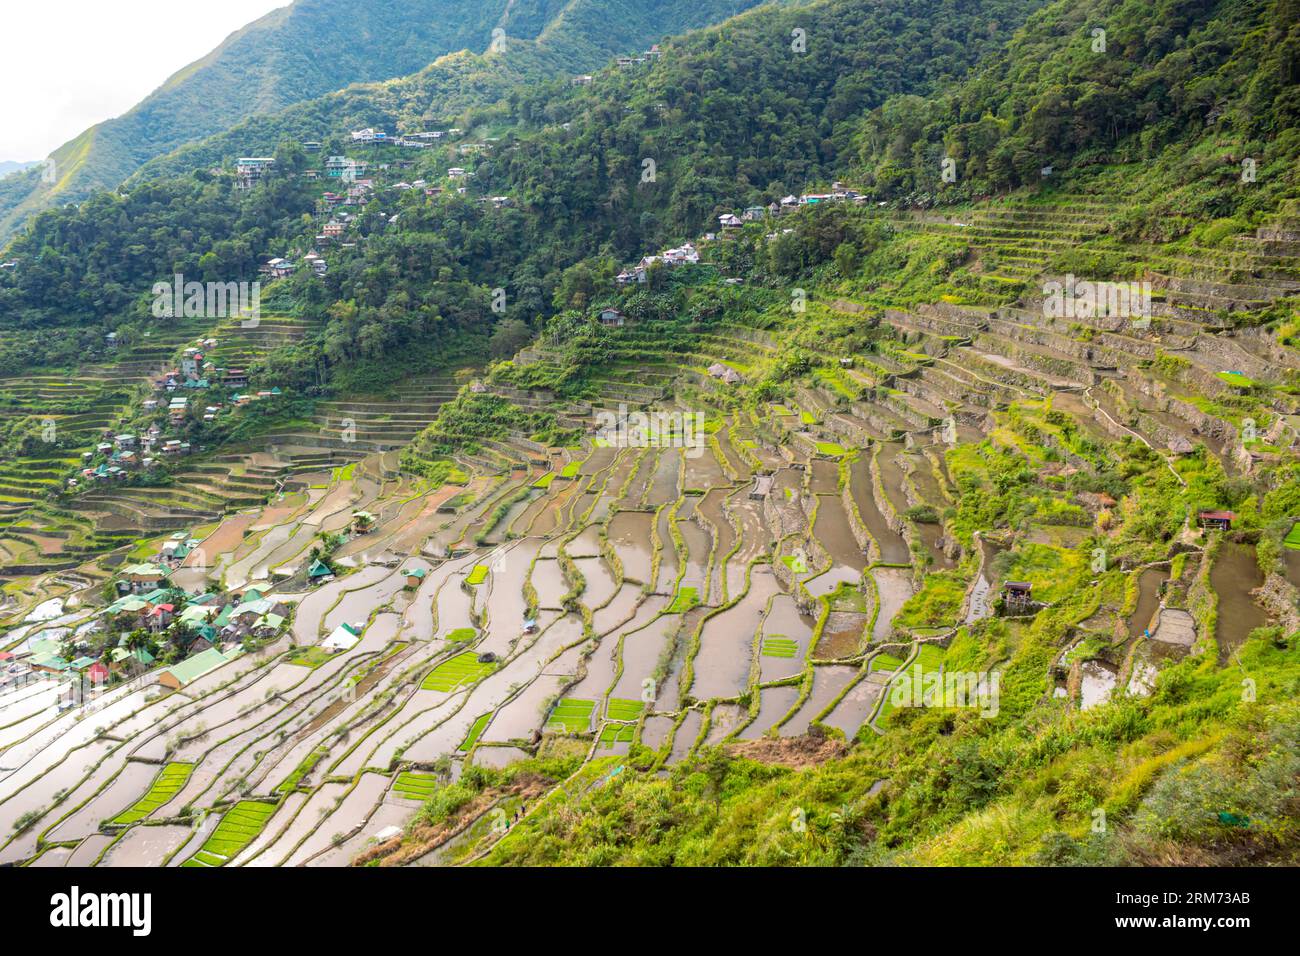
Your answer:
(0, 161), (39, 181)
(0, 0), (764, 244)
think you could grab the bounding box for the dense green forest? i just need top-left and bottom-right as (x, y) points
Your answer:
(852, 0), (1300, 230)
(0, 0), (1048, 375)
(0, 0), (766, 245)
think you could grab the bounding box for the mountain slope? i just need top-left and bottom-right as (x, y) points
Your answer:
(130, 0), (771, 186)
(0, 0), (761, 245)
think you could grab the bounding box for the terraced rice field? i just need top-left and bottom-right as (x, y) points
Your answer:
(0, 199), (1294, 869)
(111, 763), (194, 824)
(183, 800), (278, 866)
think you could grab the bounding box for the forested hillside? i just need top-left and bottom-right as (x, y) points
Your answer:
(0, 0), (765, 245)
(0, 0), (1049, 374)
(852, 0), (1300, 229)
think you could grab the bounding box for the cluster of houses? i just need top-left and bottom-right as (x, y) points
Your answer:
(7, 562), (293, 697)
(616, 242), (701, 285)
(350, 127), (462, 150)
(70, 431), (160, 488)
(570, 46), (663, 86)
(714, 184), (868, 234)
(615, 44), (663, 68)
(7, 634), (148, 690)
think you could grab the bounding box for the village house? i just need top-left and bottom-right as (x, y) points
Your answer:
(322, 622), (362, 653)
(235, 157), (275, 188)
(599, 308), (626, 328)
(718, 213), (743, 229)
(146, 603), (175, 632)
(707, 362), (743, 385)
(404, 567), (427, 588)
(119, 563), (168, 595)
(156, 647), (230, 692)
(323, 221), (346, 238)
(260, 258), (296, 279)
(350, 128), (388, 144)
(1001, 581), (1034, 611)
(1198, 509), (1236, 531)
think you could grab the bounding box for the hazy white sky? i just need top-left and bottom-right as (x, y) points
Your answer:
(0, 0), (289, 161)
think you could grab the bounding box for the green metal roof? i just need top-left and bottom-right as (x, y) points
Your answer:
(158, 647), (228, 687)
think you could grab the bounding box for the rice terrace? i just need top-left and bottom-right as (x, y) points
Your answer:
(0, 0), (1297, 893)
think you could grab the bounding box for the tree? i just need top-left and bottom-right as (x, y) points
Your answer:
(489, 318), (533, 360)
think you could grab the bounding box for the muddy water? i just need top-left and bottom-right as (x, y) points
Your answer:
(483, 674), (566, 742)
(530, 484), (580, 538)
(916, 522), (955, 570)
(872, 568), (913, 642)
(489, 492), (538, 543)
(877, 443), (911, 517)
(726, 497), (767, 598)
(1079, 659), (1119, 710)
(641, 715), (675, 751)
(609, 613), (683, 702)
(30, 845), (74, 866)
(782, 666), (859, 735)
(690, 571), (780, 700)
(434, 572), (476, 639)
(704, 703), (746, 744)
(323, 570), (406, 636)
(809, 458), (839, 495)
(815, 611), (870, 659)
(472, 746), (530, 770)
(591, 584), (646, 635)
(759, 594), (815, 683)
(738, 685), (801, 738)
(1128, 567), (1168, 639)
(1212, 543), (1267, 664)
(66, 833), (116, 867)
(849, 454), (909, 564)
(677, 517), (712, 596)
(813, 495), (868, 572)
(1285, 548), (1300, 590)
(478, 539), (541, 653)
(644, 449), (681, 507)
(805, 566), (862, 599)
(285, 772), (392, 866)
(574, 557), (618, 608)
(618, 450), (655, 505)
(608, 511), (654, 584)
(655, 509), (679, 593)
(567, 524), (605, 558)
(309, 800), (414, 868)
(402, 554), (477, 640)
(530, 558), (569, 610)
(698, 489), (736, 605)
(101, 823), (192, 867)
(667, 710), (703, 763)
(823, 675), (879, 738)
(683, 443), (725, 491)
